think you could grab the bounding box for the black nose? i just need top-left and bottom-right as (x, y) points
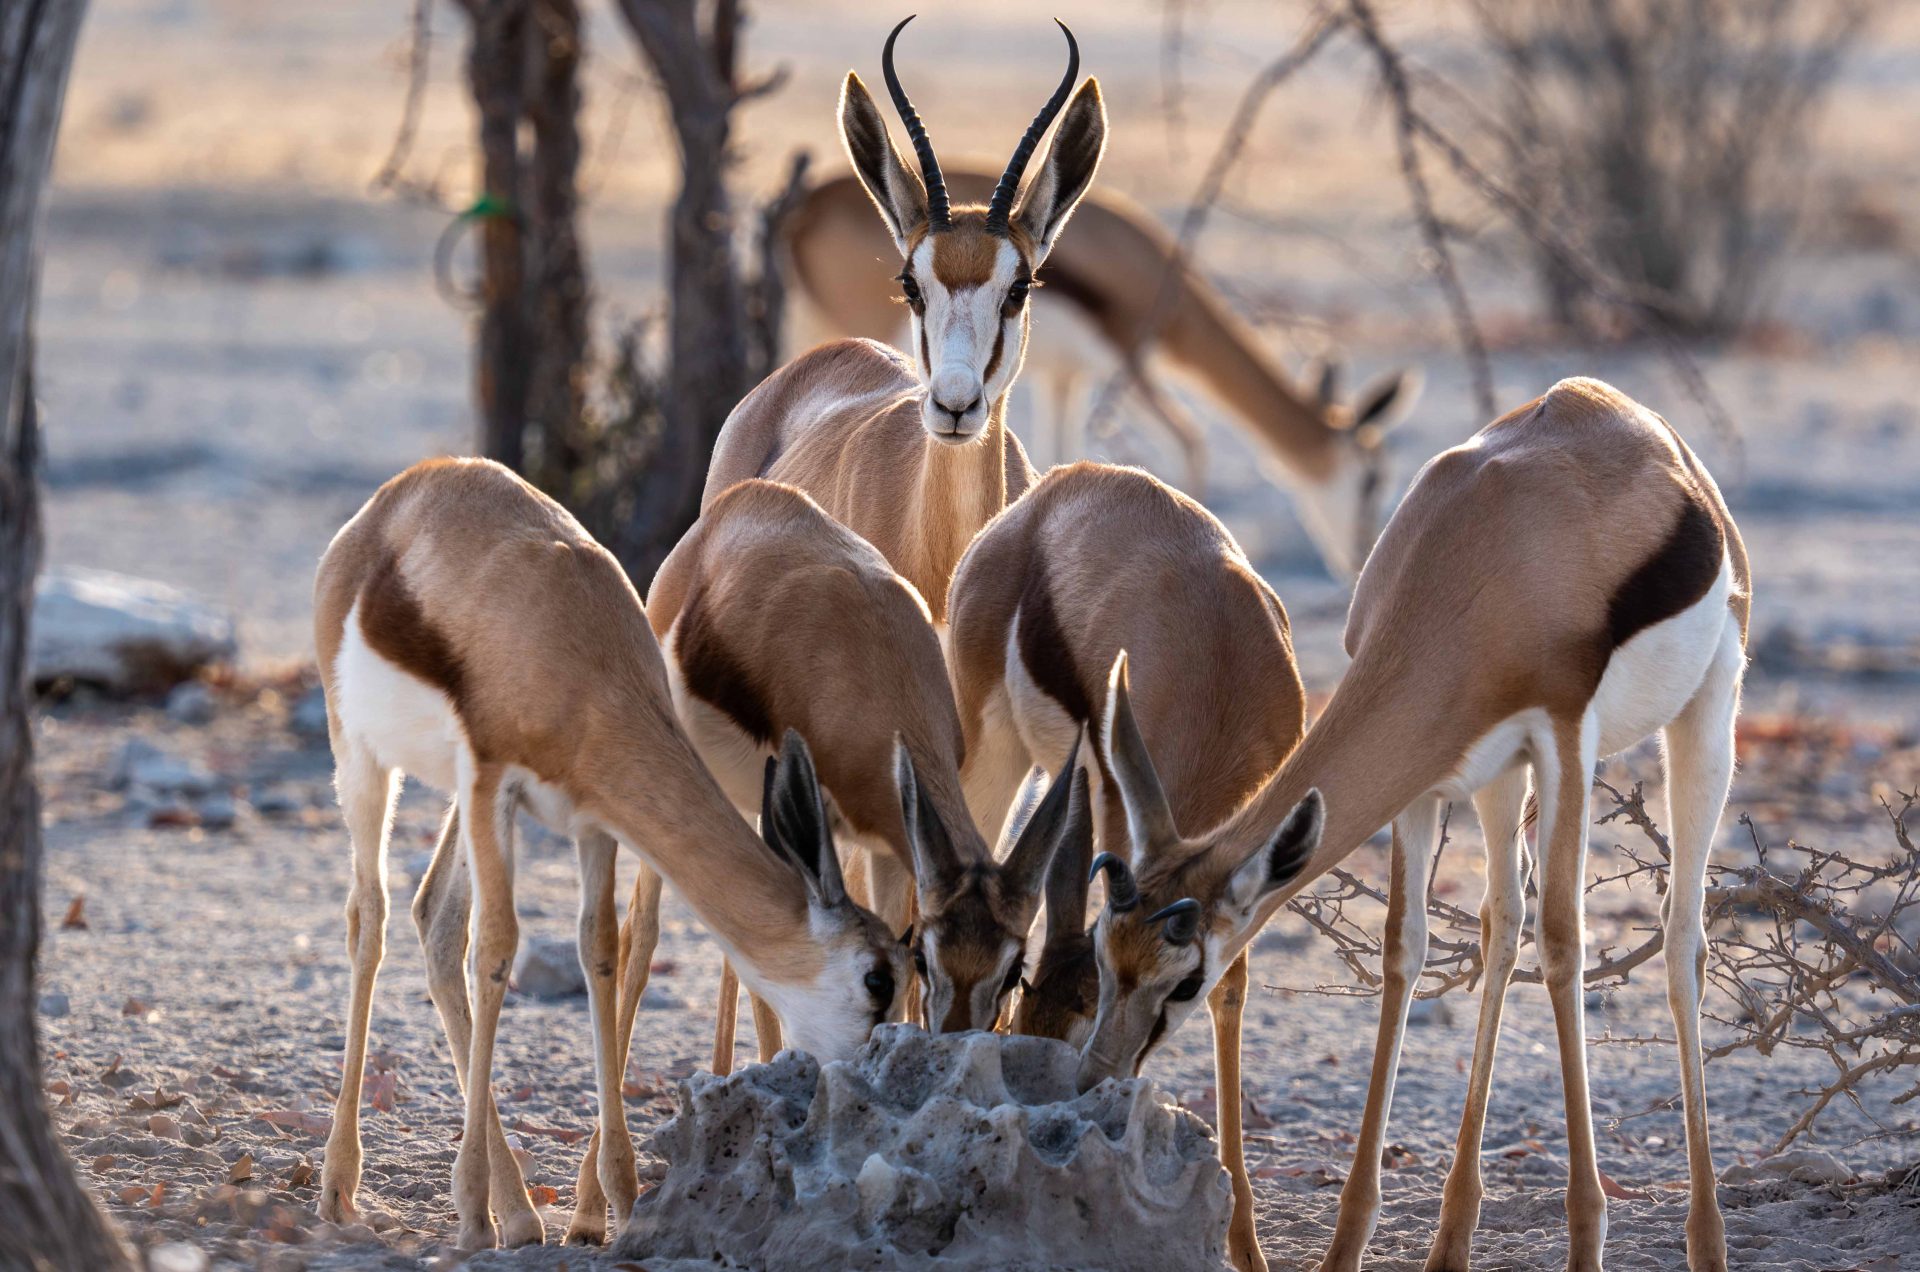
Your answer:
(937, 396), (981, 425)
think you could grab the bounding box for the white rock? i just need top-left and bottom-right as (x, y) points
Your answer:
(613, 1024), (1232, 1270)
(147, 1242), (210, 1272)
(511, 935), (585, 999)
(30, 567), (236, 694)
(1754, 1148), (1854, 1186)
(109, 739), (215, 796)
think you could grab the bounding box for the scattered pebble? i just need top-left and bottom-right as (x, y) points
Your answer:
(165, 681), (217, 725)
(39, 992), (70, 1018)
(109, 739), (214, 797)
(512, 935), (586, 999)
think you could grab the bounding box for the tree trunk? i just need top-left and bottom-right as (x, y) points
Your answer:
(0, 2), (132, 1266)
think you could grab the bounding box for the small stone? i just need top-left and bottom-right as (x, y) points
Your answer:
(147, 1242), (211, 1272)
(29, 567), (236, 694)
(512, 935), (586, 999)
(39, 992), (70, 1018)
(165, 681), (217, 725)
(196, 793), (240, 830)
(640, 984), (684, 1011)
(251, 787), (302, 817)
(109, 739), (214, 796)
(289, 688), (329, 739)
(1405, 996), (1453, 1027)
(1755, 1148), (1853, 1186)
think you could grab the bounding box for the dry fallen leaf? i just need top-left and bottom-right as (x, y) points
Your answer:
(61, 895), (88, 930)
(92, 1155), (117, 1172)
(287, 1160), (315, 1189)
(147, 1114), (181, 1140)
(115, 1185), (146, 1205)
(1598, 1169), (1652, 1201)
(365, 1070), (400, 1113)
(120, 998), (150, 1018)
(529, 1185), (560, 1207)
(258, 1109), (332, 1137)
(130, 1086), (185, 1111)
(228, 1153), (255, 1184)
(512, 1120), (588, 1145)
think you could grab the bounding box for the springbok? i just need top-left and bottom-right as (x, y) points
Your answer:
(786, 166), (1422, 577)
(702, 16), (1105, 621)
(946, 460), (1307, 1271)
(1072, 378), (1749, 1272)
(312, 458), (906, 1249)
(642, 477), (1088, 1051)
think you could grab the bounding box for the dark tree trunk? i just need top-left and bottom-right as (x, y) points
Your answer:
(0, 2), (132, 1267)
(454, 0), (590, 490)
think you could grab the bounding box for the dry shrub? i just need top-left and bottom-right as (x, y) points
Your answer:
(1469, 0), (1881, 337)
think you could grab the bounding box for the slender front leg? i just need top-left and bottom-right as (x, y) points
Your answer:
(1660, 627), (1742, 1272)
(1319, 796), (1439, 1272)
(569, 860), (663, 1244)
(1210, 950), (1264, 1272)
(711, 960), (741, 1075)
(412, 805), (542, 1246)
(750, 992), (783, 1061)
(575, 830), (638, 1240)
(318, 741), (398, 1225)
(1535, 720), (1606, 1271)
(1427, 766), (1530, 1272)
(453, 766), (523, 1251)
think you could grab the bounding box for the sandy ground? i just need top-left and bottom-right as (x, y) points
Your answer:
(27, 0), (1920, 1268)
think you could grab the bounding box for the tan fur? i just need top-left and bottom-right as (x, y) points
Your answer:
(312, 459), (901, 1248)
(1070, 380), (1749, 1272)
(946, 462), (1305, 1272)
(650, 479), (1059, 1034)
(700, 335), (1031, 620)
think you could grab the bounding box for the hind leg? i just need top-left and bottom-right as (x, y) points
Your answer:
(1211, 950), (1263, 1272)
(317, 738), (398, 1225)
(1661, 623), (1743, 1271)
(412, 805), (541, 1246)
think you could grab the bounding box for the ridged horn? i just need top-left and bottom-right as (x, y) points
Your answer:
(882, 16), (950, 231)
(984, 19), (1080, 234)
(1145, 898), (1202, 946)
(1089, 851), (1139, 912)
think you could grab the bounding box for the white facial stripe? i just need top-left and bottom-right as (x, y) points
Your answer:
(909, 238), (1030, 434)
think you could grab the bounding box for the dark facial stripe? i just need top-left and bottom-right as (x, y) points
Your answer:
(1016, 558), (1093, 724)
(981, 319), (1008, 385)
(1607, 496), (1725, 650)
(676, 589), (775, 746)
(359, 555), (465, 709)
(917, 322), (931, 379)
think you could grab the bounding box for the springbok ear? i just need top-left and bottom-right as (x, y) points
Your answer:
(1347, 368), (1423, 437)
(840, 72), (928, 255)
(766, 730), (849, 909)
(1039, 754), (1094, 950)
(1013, 78), (1106, 262)
(1305, 355), (1342, 409)
(1001, 728), (1086, 903)
(1100, 651), (1178, 858)
(895, 737), (961, 903)
(1224, 789), (1325, 915)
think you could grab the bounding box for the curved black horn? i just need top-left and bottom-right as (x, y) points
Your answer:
(1146, 898), (1202, 946)
(1089, 851), (1139, 912)
(984, 19), (1080, 234)
(882, 16), (950, 230)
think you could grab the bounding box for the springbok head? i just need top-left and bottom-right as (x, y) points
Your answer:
(840, 16), (1106, 442)
(895, 732), (1089, 1033)
(1073, 654), (1325, 1091)
(1292, 356), (1424, 579)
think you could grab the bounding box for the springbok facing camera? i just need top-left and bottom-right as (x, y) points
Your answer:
(944, 461), (1306, 1271)
(1073, 378), (1749, 1272)
(312, 459), (906, 1249)
(786, 168), (1423, 578)
(643, 478), (1089, 1052)
(701, 16), (1105, 620)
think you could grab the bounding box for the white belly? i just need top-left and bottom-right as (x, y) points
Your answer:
(1590, 555), (1735, 758)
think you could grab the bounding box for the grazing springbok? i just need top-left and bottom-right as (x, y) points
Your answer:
(1072, 378), (1749, 1272)
(701, 16), (1104, 621)
(945, 461), (1307, 1271)
(786, 166), (1422, 577)
(312, 458), (906, 1249)
(642, 477), (1088, 1052)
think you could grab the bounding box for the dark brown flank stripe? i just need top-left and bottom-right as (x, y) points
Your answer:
(676, 588), (776, 746)
(359, 554), (466, 710)
(1015, 558), (1094, 725)
(1606, 495), (1725, 651)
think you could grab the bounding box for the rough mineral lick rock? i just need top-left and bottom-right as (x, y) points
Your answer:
(612, 1024), (1231, 1272)
(31, 567), (237, 693)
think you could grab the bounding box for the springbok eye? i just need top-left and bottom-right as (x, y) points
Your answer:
(912, 945), (928, 977)
(898, 272), (924, 310)
(865, 966), (895, 1005)
(1000, 957), (1024, 996)
(1004, 278), (1031, 314)
(1167, 973), (1204, 1003)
